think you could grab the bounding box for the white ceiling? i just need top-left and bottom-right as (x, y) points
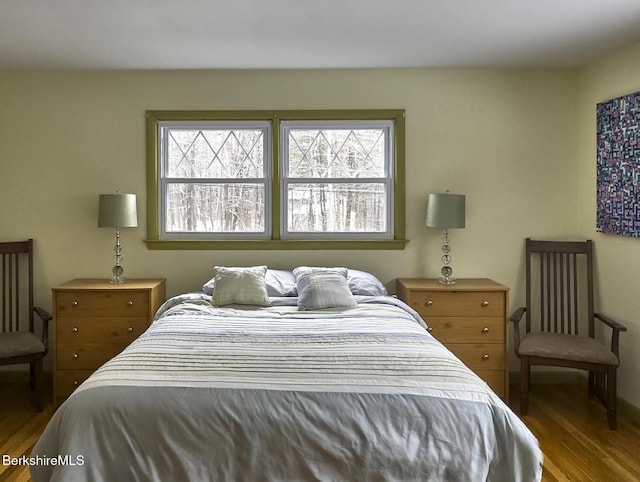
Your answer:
(3, 0), (640, 70)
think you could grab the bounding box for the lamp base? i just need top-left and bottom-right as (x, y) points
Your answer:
(438, 277), (456, 285)
(110, 264), (126, 284)
(438, 230), (456, 285)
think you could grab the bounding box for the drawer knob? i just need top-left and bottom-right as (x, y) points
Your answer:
(482, 354), (490, 360)
(127, 301), (134, 306)
(425, 300), (433, 307)
(481, 327), (489, 334)
(481, 301), (489, 307)
(72, 327), (79, 333)
(73, 381), (79, 386)
(127, 327), (133, 333)
(73, 353), (79, 359)
(427, 326), (433, 333)
(72, 301), (79, 306)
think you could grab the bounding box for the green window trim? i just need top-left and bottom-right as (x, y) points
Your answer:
(145, 109), (407, 250)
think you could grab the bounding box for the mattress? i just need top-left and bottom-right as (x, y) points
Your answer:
(31, 294), (542, 481)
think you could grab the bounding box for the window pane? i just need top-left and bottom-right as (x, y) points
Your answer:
(287, 183), (386, 233)
(166, 129), (265, 179)
(166, 183), (265, 233)
(288, 129), (386, 178)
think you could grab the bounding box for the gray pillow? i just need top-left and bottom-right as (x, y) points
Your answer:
(264, 269), (297, 297)
(293, 267), (357, 310)
(348, 269), (388, 296)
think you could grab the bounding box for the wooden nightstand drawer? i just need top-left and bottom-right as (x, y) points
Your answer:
(56, 342), (133, 369)
(445, 343), (506, 370)
(54, 370), (94, 398)
(425, 316), (505, 343)
(56, 317), (149, 344)
(408, 291), (504, 317)
(56, 290), (150, 317)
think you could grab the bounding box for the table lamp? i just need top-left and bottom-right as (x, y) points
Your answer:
(425, 192), (466, 284)
(98, 192), (138, 283)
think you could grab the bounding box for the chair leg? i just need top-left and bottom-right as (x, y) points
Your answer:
(588, 370), (594, 398)
(520, 358), (530, 416)
(607, 368), (617, 430)
(33, 355), (44, 412)
(29, 361), (36, 390)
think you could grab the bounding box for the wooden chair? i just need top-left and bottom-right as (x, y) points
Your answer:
(0, 239), (52, 411)
(510, 238), (627, 429)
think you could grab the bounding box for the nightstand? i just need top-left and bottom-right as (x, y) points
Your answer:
(396, 278), (509, 400)
(52, 278), (166, 406)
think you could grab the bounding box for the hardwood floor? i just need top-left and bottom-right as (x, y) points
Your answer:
(511, 383), (640, 482)
(0, 383), (55, 482)
(1, 381), (639, 481)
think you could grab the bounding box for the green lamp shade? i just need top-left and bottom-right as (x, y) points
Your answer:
(98, 193), (138, 228)
(425, 193), (466, 229)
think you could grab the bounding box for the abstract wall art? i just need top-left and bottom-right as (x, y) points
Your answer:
(596, 91), (640, 237)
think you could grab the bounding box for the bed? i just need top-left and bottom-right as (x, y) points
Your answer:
(31, 267), (543, 481)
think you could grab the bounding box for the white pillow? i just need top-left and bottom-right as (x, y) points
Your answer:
(204, 269), (297, 297)
(347, 269), (388, 296)
(293, 267), (357, 310)
(211, 266), (271, 307)
(264, 269), (297, 297)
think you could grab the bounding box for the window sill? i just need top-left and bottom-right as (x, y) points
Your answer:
(144, 239), (409, 250)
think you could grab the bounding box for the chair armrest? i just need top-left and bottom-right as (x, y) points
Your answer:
(510, 307), (526, 355)
(510, 306), (526, 323)
(33, 306), (52, 356)
(34, 306), (52, 323)
(594, 313), (627, 332)
(595, 313), (627, 358)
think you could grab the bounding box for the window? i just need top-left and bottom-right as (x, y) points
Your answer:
(159, 121), (271, 239)
(282, 121), (393, 239)
(146, 110), (406, 250)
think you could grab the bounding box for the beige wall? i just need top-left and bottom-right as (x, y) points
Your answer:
(0, 67), (600, 389)
(0, 69), (579, 294)
(577, 40), (640, 408)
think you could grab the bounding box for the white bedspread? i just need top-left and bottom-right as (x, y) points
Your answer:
(32, 295), (543, 481)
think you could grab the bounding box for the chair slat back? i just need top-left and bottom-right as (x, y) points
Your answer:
(0, 240), (34, 334)
(525, 238), (594, 337)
